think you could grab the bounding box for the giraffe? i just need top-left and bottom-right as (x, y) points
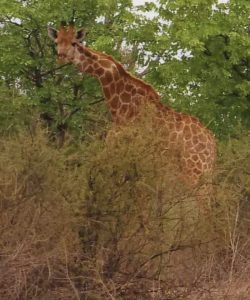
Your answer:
(48, 24), (216, 189)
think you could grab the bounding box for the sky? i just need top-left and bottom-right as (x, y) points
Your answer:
(133, 0), (149, 4)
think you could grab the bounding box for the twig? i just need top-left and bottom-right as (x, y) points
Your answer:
(64, 108), (81, 122)
(89, 98), (105, 105)
(2, 16), (23, 27)
(40, 63), (71, 77)
(63, 241), (81, 300)
(95, 269), (117, 300)
(228, 201), (240, 283)
(118, 239), (216, 292)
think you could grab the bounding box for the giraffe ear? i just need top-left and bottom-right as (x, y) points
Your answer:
(76, 28), (85, 42)
(48, 27), (58, 41)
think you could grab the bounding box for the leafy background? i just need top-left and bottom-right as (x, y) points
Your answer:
(0, 0), (249, 139)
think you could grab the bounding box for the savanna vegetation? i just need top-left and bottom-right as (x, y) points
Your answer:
(0, 0), (250, 299)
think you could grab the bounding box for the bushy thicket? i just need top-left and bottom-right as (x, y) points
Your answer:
(0, 129), (86, 299)
(0, 120), (249, 299)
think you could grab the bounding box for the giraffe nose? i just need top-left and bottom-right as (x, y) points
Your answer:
(58, 53), (67, 59)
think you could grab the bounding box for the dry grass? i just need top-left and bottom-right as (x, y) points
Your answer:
(0, 122), (249, 299)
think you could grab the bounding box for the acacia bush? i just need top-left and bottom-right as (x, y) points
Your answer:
(82, 113), (250, 298)
(0, 128), (85, 299)
(0, 123), (249, 299)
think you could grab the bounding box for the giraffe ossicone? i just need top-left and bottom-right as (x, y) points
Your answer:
(48, 24), (216, 188)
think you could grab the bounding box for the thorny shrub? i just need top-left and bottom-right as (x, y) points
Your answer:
(0, 120), (249, 299)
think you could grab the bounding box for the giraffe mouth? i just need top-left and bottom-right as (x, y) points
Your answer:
(58, 53), (67, 59)
(57, 54), (72, 64)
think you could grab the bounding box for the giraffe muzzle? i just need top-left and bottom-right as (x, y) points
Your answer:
(58, 53), (67, 59)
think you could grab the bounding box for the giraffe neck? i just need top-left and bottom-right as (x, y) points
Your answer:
(72, 43), (160, 123)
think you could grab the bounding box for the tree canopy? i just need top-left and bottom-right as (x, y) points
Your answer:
(0, 0), (249, 138)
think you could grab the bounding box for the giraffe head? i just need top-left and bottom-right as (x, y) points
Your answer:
(48, 22), (85, 63)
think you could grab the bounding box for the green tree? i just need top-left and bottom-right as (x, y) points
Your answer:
(0, 0), (249, 139)
(150, 0), (250, 138)
(0, 0), (159, 142)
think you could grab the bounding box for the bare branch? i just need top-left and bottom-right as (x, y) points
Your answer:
(89, 98), (105, 105)
(40, 63), (71, 77)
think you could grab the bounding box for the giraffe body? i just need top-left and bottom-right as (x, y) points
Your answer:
(48, 25), (216, 186)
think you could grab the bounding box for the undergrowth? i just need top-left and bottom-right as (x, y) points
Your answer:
(0, 123), (249, 299)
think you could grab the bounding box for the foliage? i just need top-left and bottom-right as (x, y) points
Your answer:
(0, 84), (32, 133)
(155, 0), (250, 137)
(0, 0), (249, 139)
(0, 0), (159, 141)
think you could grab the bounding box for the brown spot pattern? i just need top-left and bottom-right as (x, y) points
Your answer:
(99, 59), (112, 68)
(110, 96), (120, 109)
(95, 68), (104, 76)
(53, 25), (216, 188)
(121, 92), (130, 103)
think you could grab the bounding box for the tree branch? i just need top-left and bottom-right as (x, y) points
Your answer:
(89, 98), (105, 105)
(40, 63), (71, 77)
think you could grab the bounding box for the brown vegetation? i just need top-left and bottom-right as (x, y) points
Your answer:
(0, 122), (249, 299)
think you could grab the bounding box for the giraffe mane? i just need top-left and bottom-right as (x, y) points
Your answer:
(55, 25), (155, 97)
(78, 43), (160, 100)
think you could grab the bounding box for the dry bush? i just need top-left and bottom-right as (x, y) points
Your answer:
(0, 128), (85, 299)
(81, 111), (250, 299)
(81, 109), (219, 299)
(0, 119), (249, 299)
(171, 133), (250, 300)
